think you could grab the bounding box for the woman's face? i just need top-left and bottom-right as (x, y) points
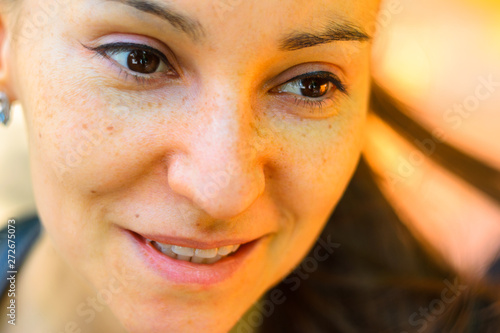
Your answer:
(5, 0), (378, 331)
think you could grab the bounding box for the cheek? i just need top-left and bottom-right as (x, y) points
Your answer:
(29, 80), (180, 195)
(288, 127), (362, 226)
(277, 102), (366, 219)
(266, 103), (366, 280)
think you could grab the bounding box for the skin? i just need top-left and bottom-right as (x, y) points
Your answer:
(0, 0), (380, 332)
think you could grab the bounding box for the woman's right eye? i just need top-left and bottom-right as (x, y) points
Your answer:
(110, 48), (167, 74)
(84, 42), (177, 81)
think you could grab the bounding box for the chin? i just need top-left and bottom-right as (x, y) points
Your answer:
(110, 296), (248, 333)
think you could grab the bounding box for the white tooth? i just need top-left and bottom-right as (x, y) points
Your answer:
(204, 255), (222, 264)
(217, 245), (233, 256)
(190, 256), (205, 264)
(163, 247), (178, 258)
(153, 242), (177, 259)
(176, 255), (192, 262)
(194, 248), (218, 258)
(231, 244), (240, 253)
(171, 245), (195, 256)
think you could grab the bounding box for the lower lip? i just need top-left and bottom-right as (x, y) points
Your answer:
(125, 230), (263, 285)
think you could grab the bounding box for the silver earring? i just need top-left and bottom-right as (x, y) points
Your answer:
(0, 92), (11, 125)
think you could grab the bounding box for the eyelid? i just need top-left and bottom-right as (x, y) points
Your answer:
(263, 60), (347, 89)
(95, 42), (168, 63)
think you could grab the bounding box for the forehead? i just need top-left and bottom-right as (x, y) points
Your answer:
(68, 0), (379, 41)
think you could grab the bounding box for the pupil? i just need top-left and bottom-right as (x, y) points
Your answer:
(300, 78), (330, 98)
(127, 50), (160, 74)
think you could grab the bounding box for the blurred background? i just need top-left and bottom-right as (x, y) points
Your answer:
(0, 102), (35, 225)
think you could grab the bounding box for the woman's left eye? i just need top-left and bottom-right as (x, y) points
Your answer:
(273, 71), (347, 107)
(279, 77), (333, 98)
(85, 42), (176, 81)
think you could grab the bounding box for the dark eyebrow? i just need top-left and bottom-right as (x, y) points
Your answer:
(106, 0), (205, 41)
(280, 21), (370, 51)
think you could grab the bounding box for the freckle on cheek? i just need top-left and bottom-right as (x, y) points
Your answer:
(135, 214), (140, 218)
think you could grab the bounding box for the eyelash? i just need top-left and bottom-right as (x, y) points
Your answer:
(84, 42), (347, 110)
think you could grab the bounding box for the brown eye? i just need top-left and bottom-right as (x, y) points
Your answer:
(90, 43), (172, 77)
(275, 72), (344, 101)
(298, 77), (331, 98)
(127, 49), (161, 74)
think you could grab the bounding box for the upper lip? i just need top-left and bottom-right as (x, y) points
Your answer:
(132, 231), (264, 249)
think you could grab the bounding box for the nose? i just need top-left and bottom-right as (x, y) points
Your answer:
(167, 90), (266, 220)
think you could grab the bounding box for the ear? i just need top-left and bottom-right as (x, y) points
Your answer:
(0, 8), (18, 104)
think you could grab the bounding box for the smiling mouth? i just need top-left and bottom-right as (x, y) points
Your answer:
(125, 230), (268, 284)
(148, 240), (241, 264)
